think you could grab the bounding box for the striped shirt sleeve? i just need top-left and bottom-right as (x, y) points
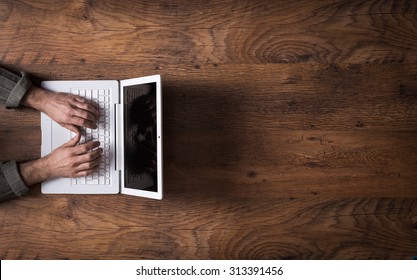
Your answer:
(0, 161), (29, 202)
(0, 67), (32, 108)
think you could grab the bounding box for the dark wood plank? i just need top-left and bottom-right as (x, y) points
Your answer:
(0, 196), (416, 259)
(6, 63), (417, 132)
(0, 107), (40, 161)
(164, 130), (417, 198)
(0, 0), (417, 65)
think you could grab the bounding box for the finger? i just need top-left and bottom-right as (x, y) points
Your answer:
(71, 106), (97, 123)
(74, 97), (101, 118)
(73, 165), (99, 177)
(61, 132), (81, 148)
(75, 155), (101, 173)
(71, 116), (98, 129)
(73, 140), (101, 155)
(76, 148), (103, 164)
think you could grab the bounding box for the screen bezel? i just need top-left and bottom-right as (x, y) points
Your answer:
(119, 75), (163, 199)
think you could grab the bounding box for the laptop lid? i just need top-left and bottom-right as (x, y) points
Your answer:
(119, 75), (163, 200)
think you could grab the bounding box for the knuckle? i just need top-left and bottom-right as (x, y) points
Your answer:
(80, 145), (89, 153)
(71, 96), (80, 103)
(63, 150), (73, 158)
(76, 118), (84, 126)
(69, 158), (78, 167)
(65, 106), (75, 116)
(87, 153), (95, 161)
(63, 114), (71, 123)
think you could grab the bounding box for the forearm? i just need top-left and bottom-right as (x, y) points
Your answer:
(18, 158), (51, 187)
(21, 85), (52, 111)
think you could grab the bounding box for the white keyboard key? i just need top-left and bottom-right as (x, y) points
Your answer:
(87, 179), (99, 185)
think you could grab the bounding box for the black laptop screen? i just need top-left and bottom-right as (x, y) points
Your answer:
(123, 82), (158, 192)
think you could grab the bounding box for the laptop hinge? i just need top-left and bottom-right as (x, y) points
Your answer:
(114, 102), (123, 171)
(115, 82), (122, 171)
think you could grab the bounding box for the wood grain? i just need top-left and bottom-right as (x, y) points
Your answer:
(3, 63), (417, 132)
(0, 0), (417, 259)
(0, 0), (417, 65)
(0, 195), (416, 259)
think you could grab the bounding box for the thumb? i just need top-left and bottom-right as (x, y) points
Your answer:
(61, 132), (81, 148)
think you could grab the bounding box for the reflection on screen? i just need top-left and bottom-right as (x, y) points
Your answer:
(124, 83), (157, 192)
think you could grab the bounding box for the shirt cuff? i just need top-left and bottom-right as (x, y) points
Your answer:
(6, 71), (32, 108)
(1, 161), (29, 197)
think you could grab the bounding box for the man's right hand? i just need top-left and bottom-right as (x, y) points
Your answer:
(44, 133), (102, 178)
(19, 133), (103, 186)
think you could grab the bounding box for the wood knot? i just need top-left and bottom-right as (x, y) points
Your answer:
(356, 121), (364, 127)
(247, 170), (258, 178)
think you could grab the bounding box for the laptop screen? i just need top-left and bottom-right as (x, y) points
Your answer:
(123, 82), (158, 193)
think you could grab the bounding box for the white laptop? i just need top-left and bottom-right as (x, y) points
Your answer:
(40, 75), (163, 200)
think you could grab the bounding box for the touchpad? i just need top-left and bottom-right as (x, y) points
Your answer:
(52, 122), (71, 150)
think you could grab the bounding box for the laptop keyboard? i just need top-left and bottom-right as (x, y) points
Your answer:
(70, 88), (112, 185)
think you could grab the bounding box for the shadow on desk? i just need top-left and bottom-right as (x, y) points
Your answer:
(162, 81), (257, 201)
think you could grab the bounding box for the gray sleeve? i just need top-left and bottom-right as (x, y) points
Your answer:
(0, 67), (32, 108)
(0, 161), (30, 202)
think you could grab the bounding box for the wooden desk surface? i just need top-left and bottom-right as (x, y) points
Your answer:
(1, 0), (416, 259)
